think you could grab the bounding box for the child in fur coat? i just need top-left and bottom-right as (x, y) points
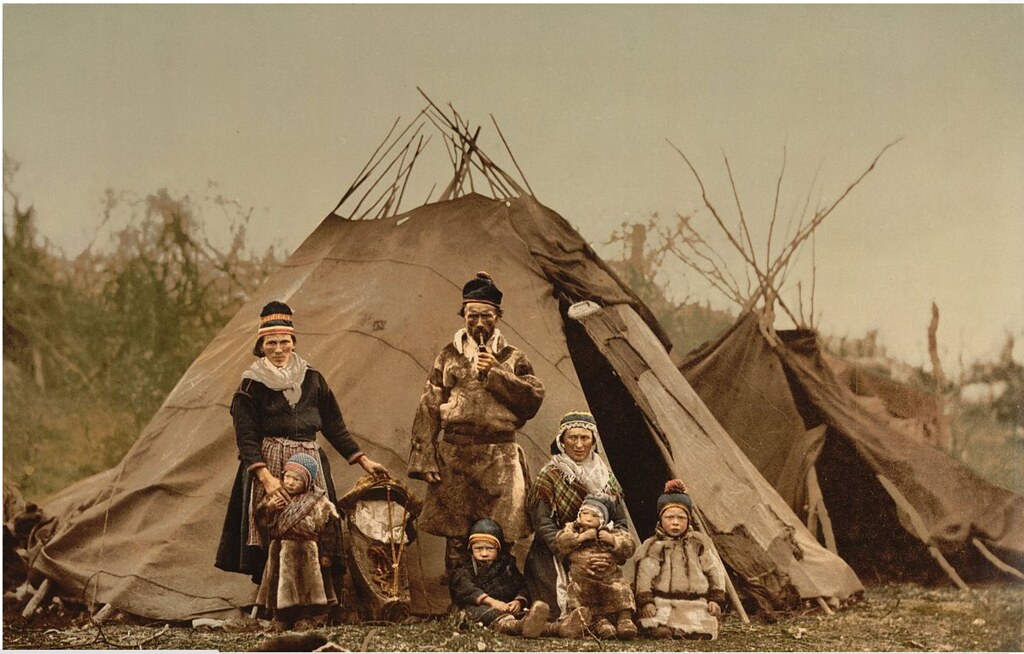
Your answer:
(254, 453), (340, 630)
(633, 480), (726, 640)
(552, 494), (638, 640)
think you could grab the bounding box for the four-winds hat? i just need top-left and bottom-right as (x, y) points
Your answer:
(579, 493), (614, 525)
(284, 452), (320, 489)
(657, 479), (692, 516)
(468, 518), (506, 550)
(461, 271), (502, 308)
(258, 301), (295, 338)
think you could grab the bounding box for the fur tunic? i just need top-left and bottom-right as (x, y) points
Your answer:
(409, 331), (544, 539)
(633, 529), (726, 638)
(255, 490), (340, 611)
(552, 523), (636, 617)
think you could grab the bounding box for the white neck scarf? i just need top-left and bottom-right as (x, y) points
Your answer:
(551, 437), (613, 496)
(242, 352), (309, 407)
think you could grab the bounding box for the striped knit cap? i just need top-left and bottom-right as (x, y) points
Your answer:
(467, 518), (505, 551)
(284, 453), (319, 490)
(258, 301), (295, 339)
(552, 410), (600, 454)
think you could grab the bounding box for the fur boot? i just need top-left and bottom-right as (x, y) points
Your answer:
(594, 616), (617, 639)
(541, 606), (590, 638)
(491, 615), (521, 636)
(615, 610), (637, 640)
(519, 601), (549, 638)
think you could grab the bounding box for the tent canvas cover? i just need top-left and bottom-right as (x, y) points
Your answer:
(28, 110), (862, 621)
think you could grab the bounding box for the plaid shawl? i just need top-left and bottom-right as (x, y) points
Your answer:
(529, 461), (623, 527)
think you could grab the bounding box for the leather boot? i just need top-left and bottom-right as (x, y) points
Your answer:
(650, 625), (673, 639)
(491, 615), (520, 636)
(519, 601), (550, 639)
(594, 616), (617, 639)
(615, 610), (637, 640)
(551, 606), (590, 638)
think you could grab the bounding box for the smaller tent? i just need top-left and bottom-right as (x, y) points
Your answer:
(680, 312), (1024, 584)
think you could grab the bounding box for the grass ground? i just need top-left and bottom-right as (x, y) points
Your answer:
(3, 582), (1022, 651)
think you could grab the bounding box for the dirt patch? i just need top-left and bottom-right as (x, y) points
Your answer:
(4, 582), (1023, 651)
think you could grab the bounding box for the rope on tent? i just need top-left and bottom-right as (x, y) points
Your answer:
(691, 506), (750, 625)
(875, 474), (970, 591)
(971, 537), (1024, 582)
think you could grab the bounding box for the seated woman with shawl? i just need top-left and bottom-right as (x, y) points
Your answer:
(524, 411), (628, 619)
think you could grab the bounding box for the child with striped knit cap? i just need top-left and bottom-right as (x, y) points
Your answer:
(254, 453), (341, 630)
(633, 479), (727, 640)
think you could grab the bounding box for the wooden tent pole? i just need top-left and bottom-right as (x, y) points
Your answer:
(21, 578), (51, 618)
(806, 465), (838, 555)
(876, 474), (970, 591)
(972, 537), (1024, 582)
(692, 507), (750, 625)
(815, 597), (834, 616)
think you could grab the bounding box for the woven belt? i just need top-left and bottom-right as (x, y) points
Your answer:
(657, 592), (706, 601)
(442, 431), (515, 446)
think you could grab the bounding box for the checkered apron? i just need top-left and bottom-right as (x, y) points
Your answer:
(246, 437), (327, 547)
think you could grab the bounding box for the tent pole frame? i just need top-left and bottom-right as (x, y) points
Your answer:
(692, 507), (750, 625)
(806, 464), (839, 555)
(971, 537), (1024, 582)
(876, 474), (970, 591)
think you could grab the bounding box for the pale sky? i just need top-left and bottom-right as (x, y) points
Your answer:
(4, 5), (1022, 369)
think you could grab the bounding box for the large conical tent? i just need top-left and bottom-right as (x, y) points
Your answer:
(680, 311), (1024, 583)
(28, 101), (861, 621)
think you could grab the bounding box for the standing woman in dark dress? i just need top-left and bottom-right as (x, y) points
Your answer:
(216, 301), (389, 584)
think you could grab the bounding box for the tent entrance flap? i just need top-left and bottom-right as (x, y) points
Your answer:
(562, 301), (672, 539)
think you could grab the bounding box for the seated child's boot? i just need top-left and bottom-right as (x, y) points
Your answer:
(491, 615), (520, 636)
(519, 601), (550, 639)
(594, 616), (617, 639)
(650, 624), (674, 639)
(615, 611), (637, 640)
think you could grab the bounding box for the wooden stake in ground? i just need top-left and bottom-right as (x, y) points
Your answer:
(928, 302), (955, 452)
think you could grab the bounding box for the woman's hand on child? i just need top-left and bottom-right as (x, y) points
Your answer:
(258, 469), (291, 505)
(707, 601), (721, 617)
(578, 528), (598, 543)
(267, 494), (288, 510)
(584, 552), (614, 575)
(506, 599), (523, 614)
(639, 603), (657, 619)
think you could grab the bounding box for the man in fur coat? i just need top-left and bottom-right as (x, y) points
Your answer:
(408, 272), (545, 575)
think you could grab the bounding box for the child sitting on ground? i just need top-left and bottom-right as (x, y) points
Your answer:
(449, 519), (588, 638)
(254, 453), (340, 630)
(633, 479), (726, 640)
(552, 494), (638, 640)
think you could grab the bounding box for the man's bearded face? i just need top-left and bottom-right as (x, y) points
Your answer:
(464, 302), (499, 342)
